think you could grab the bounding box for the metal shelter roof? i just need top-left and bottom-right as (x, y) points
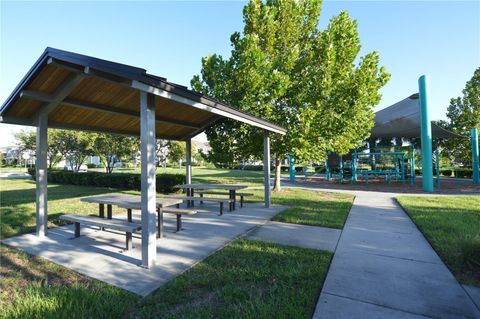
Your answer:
(0, 47), (287, 139)
(371, 94), (465, 139)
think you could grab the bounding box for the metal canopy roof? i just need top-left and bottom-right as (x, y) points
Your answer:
(0, 47), (287, 139)
(371, 94), (465, 139)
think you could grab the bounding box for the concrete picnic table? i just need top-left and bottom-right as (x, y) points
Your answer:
(80, 194), (182, 238)
(175, 183), (248, 210)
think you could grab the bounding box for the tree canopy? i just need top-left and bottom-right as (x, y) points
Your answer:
(438, 67), (480, 165)
(191, 0), (390, 190)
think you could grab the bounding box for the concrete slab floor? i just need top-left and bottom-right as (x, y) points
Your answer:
(1, 203), (287, 297)
(244, 221), (340, 252)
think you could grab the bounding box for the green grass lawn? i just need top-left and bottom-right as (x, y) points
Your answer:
(0, 244), (139, 319)
(397, 196), (480, 287)
(134, 240), (332, 319)
(0, 179), (138, 239)
(242, 188), (352, 229)
(1, 176), (353, 238)
(1, 240), (331, 319)
(0, 168), (349, 318)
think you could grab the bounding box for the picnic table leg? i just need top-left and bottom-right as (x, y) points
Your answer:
(126, 232), (132, 250)
(157, 207), (164, 238)
(191, 189), (195, 207)
(176, 215), (182, 232)
(107, 204), (112, 219)
(240, 195), (244, 208)
(186, 188), (191, 208)
(99, 204), (105, 230)
(230, 190), (235, 211)
(200, 193), (203, 205)
(127, 209), (132, 222)
(74, 222), (80, 237)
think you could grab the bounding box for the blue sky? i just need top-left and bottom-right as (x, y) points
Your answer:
(1, 1), (479, 146)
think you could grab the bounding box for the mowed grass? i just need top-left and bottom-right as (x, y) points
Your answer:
(133, 240), (332, 319)
(0, 179), (139, 239)
(0, 172), (347, 318)
(0, 244), (139, 319)
(397, 196), (480, 287)
(265, 189), (353, 229)
(1, 240), (332, 319)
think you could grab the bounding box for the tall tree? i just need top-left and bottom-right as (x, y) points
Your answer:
(192, 0), (389, 191)
(15, 129), (63, 169)
(91, 133), (140, 173)
(156, 139), (169, 168)
(167, 141), (186, 167)
(438, 68), (480, 165)
(56, 130), (93, 172)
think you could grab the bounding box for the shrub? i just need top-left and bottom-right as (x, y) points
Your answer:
(455, 169), (473, 179)
(243, 165), (263, 171)
(441, 169), (452, 177)
(29, 170), (184, 194)
(86, 163), (96, 169)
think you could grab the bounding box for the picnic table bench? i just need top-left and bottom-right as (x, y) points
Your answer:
(196, 191), (254, 208)
(176, 183), (248, 211)
(59, 214), (141, 250)
(357, 170), (394, 184)
(165, 195), (232, 215)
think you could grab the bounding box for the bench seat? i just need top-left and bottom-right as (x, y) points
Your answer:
(162, 207), (197, 231)
(59, 214), (141, 250)
(165, 196), (232, 215)
(196, 191), (254, 208)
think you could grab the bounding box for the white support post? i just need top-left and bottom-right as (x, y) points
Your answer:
(263, 130), (271, 208)
(186, 138), (192, 184)
(36, 112), (48, 236)
(140, 92), (157, 268)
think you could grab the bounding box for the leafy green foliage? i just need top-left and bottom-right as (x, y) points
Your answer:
(437, 68), (480, 165)
(91, 133), (139, 173)
(55, 130), (93, 172)
(28, 170), (184, 194)
(15, 129), (63, 169)
(191, 0), (390, 190)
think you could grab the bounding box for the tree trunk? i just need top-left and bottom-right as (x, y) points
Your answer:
(273, 158), (282, 192)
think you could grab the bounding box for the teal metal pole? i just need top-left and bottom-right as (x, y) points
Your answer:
(339, 155), (343, 183)
(419, 75), (434, 192)
(410, 145), (415, 185)
(472, 128), (479, 184)
(326, 152), (331, 181)
(435, 149), (440, 191)
(289, 154), (295, 183)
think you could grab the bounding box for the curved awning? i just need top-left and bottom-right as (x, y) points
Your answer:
(371, 94), (465, 139)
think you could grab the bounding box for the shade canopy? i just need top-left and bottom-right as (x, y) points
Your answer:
(0, 47), (286, 139)
(371, 94), (465, 139)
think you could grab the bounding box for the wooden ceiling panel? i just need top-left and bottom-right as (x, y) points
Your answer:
(5, 98), (43, 118)
(68, 77), (139, 109)
(155, 96), (213, 124)
(25, 65), (72, 94)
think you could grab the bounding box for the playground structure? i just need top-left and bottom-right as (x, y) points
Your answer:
(290, 75), (480, 192)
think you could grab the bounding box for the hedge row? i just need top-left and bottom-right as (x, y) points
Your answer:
(28, 169), (184, 194)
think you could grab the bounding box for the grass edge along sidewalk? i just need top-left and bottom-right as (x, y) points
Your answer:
(1, 240), (333, 319)
(397, 195), (480, 287)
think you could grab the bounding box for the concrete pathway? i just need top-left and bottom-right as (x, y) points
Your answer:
(313, 191), (480, 319)
(2, 203), (286, 296)
(245, 221), (340, 252)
